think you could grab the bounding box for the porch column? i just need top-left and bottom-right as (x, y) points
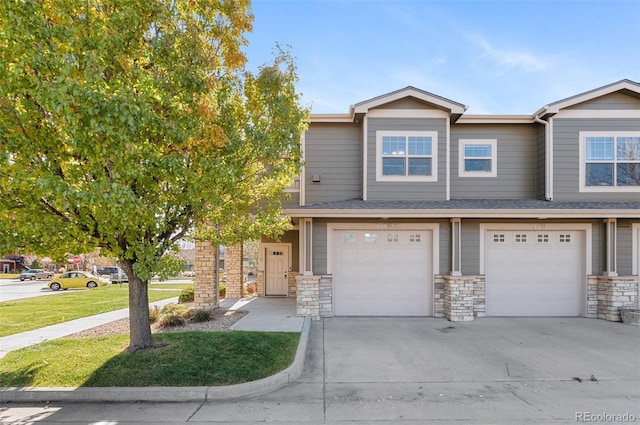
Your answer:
(450, 218), (462, 276)
(225, 243), (243, 299)
(194, 240), (218, 309)
(603, 218), (618, 277)
(300, 218), (313, 275)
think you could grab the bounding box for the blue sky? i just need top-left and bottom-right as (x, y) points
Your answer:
(243, 0), (640, 115)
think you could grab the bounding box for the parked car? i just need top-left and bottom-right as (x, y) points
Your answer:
(96, 266), (120, 276)
(19, 269), (53, 281)
(48, 271), (105, 291)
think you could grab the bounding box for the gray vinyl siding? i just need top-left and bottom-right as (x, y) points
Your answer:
(461, 221), (480, 275)
(536, 123), (546, 199)
(262, 230), (299, 271)
(367, 118), (447, 200)
(591, 220), (605, 275)
(312, 220), (327, 275)
(617, 220), (638, 276)
(281, 192), (300, 208)
(304, 122), (362, 205)
(439, 220), (451, 275)
(450, 124), (537, 199)
(566, 92), (640, 110)
(552, 118), (640, 201)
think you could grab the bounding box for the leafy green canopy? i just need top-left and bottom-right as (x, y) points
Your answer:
(0, 0), (308, 280)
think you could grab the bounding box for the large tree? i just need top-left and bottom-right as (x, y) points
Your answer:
(0, 0), (308, 351)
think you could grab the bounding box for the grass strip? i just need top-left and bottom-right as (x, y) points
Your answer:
(0, 331), (300, 387)
(0, 284), (188, 337)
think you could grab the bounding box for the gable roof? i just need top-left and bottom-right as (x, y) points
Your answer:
(536, 79), (640, 117)
(310, 79), (640, 124)
(352, 86), (467, 116)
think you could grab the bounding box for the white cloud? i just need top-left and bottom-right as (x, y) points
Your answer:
(469, 34), (548, 74)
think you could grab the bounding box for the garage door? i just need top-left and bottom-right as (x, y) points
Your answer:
(486, 230), (583, 316)
(333, 229), (432, 316)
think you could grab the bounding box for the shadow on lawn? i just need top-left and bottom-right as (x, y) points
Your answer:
(82, 331), (300, 387)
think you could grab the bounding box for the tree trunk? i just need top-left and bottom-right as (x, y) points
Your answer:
(121, 261), (155, 352)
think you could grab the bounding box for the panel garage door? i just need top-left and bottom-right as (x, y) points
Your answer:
(333, 229), (432, 316)
(486, 230), (583, 316)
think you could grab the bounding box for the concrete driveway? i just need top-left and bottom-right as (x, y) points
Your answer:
(194, 316), (640, 424)
(2, 316), (639, 424)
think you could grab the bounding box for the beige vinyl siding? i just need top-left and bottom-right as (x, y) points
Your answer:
(566, 92), (640, 110)
(450, 124), (537, 199)
(367, 117), (447, 200)
(305, 122), (362, 205)
(552, 118), (640, 201)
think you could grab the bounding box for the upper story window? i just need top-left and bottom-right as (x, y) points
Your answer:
(579, 131), (640, 192)
(376, 131), (438, 182)
(458, 139), (497, 177)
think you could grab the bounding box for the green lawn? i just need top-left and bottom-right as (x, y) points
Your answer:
(0, 284), (189, 337)
(0, 331), (300, 387)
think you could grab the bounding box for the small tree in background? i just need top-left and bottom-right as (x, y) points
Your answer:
(0, 0), (308, 352)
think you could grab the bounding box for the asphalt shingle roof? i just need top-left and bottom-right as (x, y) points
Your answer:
(290, 199), (640, 211)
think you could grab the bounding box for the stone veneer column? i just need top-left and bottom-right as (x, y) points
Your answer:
(194, 240), (218, 309)
(225, 243), (243, 299)
(595, 276), (638, 322)
(443, 276), (475, 322)
(296, 275), (320, 320)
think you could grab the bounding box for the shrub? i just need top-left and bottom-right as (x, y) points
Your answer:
(157, 313), (185, 328)
(191, 309), (211, 323)
(178, 286), (194, 303)
(160, 302), (189, 317)
(149, 305), (160, 324)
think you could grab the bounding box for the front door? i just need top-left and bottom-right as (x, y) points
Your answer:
(266, 247), (289, 296)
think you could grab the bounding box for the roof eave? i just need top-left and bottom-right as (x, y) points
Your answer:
(284, 208), (640, 219)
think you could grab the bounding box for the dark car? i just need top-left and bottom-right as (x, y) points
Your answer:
(19, 269), (53, 281)
(96, 266), (119, 276)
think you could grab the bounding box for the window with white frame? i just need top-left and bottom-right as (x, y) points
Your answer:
(376, 131), (438, 181)
(458, 139), (497, 177)
(580, 132), (640, 191)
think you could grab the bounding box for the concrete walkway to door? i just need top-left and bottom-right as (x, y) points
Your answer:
(226, 296), (304, 332)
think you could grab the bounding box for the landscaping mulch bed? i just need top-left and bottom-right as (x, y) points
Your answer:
(64, 307), (248, 339)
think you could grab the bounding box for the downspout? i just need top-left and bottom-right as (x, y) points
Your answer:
(534, 107), (552, 201)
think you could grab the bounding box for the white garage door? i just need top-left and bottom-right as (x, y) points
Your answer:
(333, 229), (432, 316)
(486, 230), (583, 316)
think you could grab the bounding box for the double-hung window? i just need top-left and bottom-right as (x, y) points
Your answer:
(376, 131), (438, 182)
(580, 132), (640, 191)
(458, 139), (497, 177)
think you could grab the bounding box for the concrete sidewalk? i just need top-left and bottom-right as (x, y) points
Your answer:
(0, 296), (310, 403)
(0, 297), (179, 359)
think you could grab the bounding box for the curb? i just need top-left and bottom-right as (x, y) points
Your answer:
(0, 316), (311, 403)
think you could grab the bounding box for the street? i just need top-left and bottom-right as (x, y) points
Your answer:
(0, 278), (67, 302)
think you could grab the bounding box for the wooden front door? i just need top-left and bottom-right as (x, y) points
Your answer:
(265, 246), (289, 296)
